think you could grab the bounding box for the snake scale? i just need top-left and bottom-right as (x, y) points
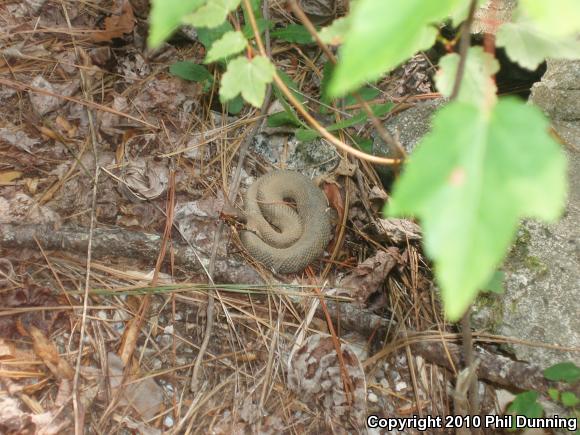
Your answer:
(240, 170), (332, 273)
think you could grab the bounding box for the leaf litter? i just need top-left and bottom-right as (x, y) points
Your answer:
(0, 1), (532, 433)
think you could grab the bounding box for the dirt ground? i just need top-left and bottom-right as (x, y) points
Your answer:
(0, 1), (556, 434)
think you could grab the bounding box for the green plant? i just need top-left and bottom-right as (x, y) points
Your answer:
(148, 0), (578, 321)
(508, 362), (580, 433)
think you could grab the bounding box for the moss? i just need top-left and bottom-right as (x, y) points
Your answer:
(472, 293), (504, 332)
(510, 226), (532, 260)
(507, 225), (548, 276)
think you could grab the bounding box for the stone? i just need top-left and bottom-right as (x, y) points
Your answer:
(480, 59), (580, 368)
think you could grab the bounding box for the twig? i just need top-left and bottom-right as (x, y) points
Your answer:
(242, 0), (400, 166)
(58, 4), (101, 432)
(288, 0), (406, 159)
(0, 77), (159, 129)
(461, 309), (480, 414)
(449, 0), (478, 101)
(449, 0), (481, 419)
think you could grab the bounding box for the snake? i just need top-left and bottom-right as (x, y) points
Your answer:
(240, 170), (333, 273)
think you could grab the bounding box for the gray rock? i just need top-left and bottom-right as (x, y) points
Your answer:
(372, 98), (446, 185)
(251, 133), (339, 177)
(478, 59), (580, 368)
(373, 98), (447, 157)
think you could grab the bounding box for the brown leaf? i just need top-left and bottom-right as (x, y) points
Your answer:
(0, 338), (16, 359)
(107, 352), (164, 421)
(92, 0), (135, 42)
(338, 248), (401, 303)
(29, 326), (74, 380)
(0, 170), (22, 184)
(322, 181), (344, 221)
(376, 218), (422, 244)
(288, 334), (367, 428)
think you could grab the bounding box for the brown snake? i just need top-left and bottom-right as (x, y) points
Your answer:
(240, 170), (332, 273)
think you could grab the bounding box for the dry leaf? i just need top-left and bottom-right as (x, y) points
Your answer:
(322, 181), (344, 221)
(0, 192), (62, 225)
(107, 352), (164, 421)
(0, 339), (16, 359)
(288, 334), (367, 428)
(28, 76), (80, 116)
(376, 218), (422, 243)
(92, 0), (135, 42)
(338, 248), (401, 302)
(0, 171), (23, 184)
(119, 158), (168, 201)
(29, 326), (74, 380)
(0, 126), (40, 153)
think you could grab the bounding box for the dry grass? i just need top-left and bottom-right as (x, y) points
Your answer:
(0, 1), (489, 434)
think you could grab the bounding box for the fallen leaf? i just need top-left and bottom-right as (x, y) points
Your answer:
(376, 218), (422, 244)
(0, 170), (23, 184)
(0, 338), (16, 359)
(288, 334), (367, 427)
(107, 352), (164, 421)
(28, 76), (80, 116)
(322, 181), (344, 221)
(92, 0), (135, 42)
(29, 326), (74, 380)
(338, 248), (401, 303)
(119, 158), (168, 201)
(0, 126), (40, 153)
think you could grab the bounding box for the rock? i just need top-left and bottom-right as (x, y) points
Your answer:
(251, 133), (339, 177)
(372, 98), (446, 186)
(479, 59), (580, 368)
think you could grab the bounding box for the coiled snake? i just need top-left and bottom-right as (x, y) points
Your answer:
(240, 170), (332, 273)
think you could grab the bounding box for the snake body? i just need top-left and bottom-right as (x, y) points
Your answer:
(240, 170), (332, 273)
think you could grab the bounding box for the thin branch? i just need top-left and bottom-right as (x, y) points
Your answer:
(0, 77), (159, 129)
(288, 0), (406, 159)
(60, 4), (101, 432)
(449, 0), (480, 418)
(242, 0), (400, 166)
(450, 0), (478, 101)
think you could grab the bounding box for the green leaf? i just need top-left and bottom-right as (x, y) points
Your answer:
(518, 0), (580, 37)
(481, 270), (505, 294)
(148, 0), (206, 47)
(242, 18), (271, 40)
(270, 24), (314, 44)
(561, 392), (580, 408)
(226, 94), (244, 114)
(329, 0), (467, 96)
(507, 391), (544, 419)
(296, 102), (393, 142)
(295, 129), (320, 142)
(205, 31), (247, 63)
(544, 362), (580, 383)
(183, 0), (241, 29)
(387, 99), (567, 321)
(547, 388), (560, 402)
(169, 61), (214, 91)
(435, 46), (499, 106)
(319, 16), (351, 46)
(197, 21), (233, 49)
(275, 70), (305, 104)
(352, 136), (373, 153)
(343, 86), (381, 106)
(496, 21), (580, 71)
(320, 61), (335, 109)
(271, 71), (305, 129)
(448, 0), (487, 26)
(267, 111), (301, 128)
(220, 55), (275, 107)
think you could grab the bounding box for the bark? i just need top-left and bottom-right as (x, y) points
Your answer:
(0, 223), (261, 283)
